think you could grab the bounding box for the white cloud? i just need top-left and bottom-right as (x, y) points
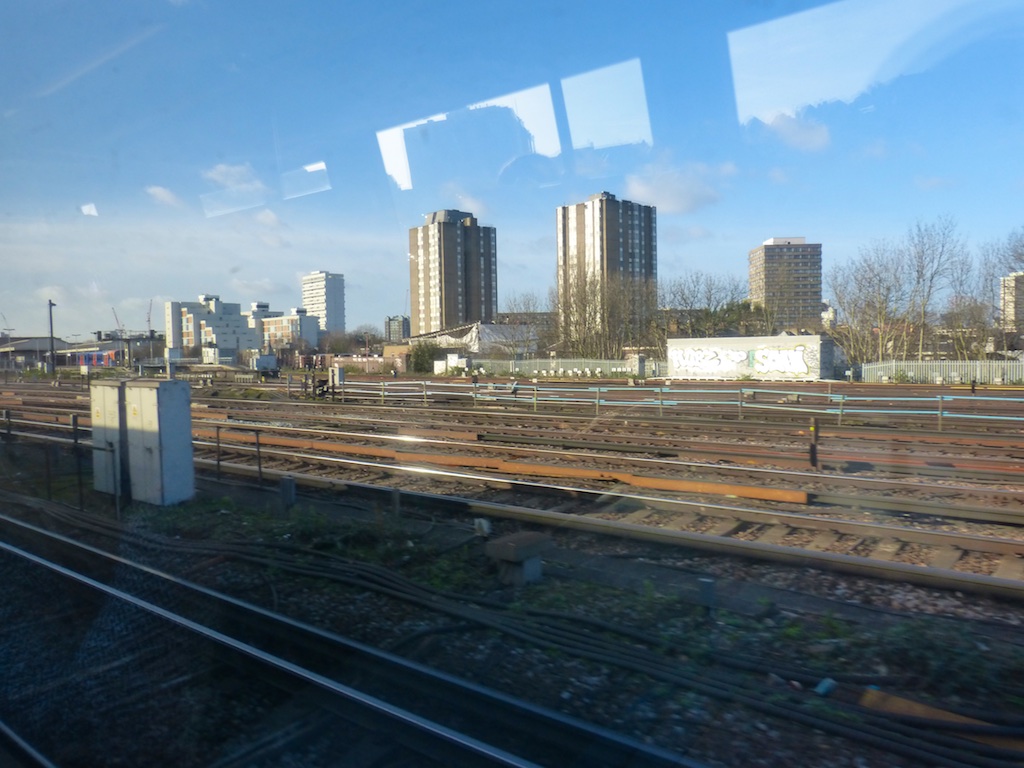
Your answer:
(768, 167), (789, 184)
(201, 163), (269, 217)
(254, 209), (281, 228)
(145, 185), (183, 207)
(767, 114), (830, 152)
(202, 162), (266, 191)
(231, 277), (285, 296)
(79, 203), (98, 216)
(625, 161), (736, 214)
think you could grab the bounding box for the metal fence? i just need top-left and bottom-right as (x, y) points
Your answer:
(860, 360), (1024, 385)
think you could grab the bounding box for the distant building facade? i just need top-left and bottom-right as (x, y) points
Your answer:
(165, 295), (261, 356)
(165, 296), (319, 359)
(555, 191), (657, 339)
(748, 237), (823, 332)
(1000, 272), (1024, 333)
(243, 302), (320, 351)
(409, 210), (497, 336)
(301, 271), (346, 334)
(385, 315), (411, 342)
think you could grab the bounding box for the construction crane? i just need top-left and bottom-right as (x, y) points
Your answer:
(112, 307), (128, 367)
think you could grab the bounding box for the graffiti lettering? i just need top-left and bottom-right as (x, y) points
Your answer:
(668, 347), (747, 373)
(753, 346), (808, 375)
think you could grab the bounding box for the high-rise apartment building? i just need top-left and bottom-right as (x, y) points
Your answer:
(748, 237), (823, 332)
(301, 271), (346, 334)
(555, 192), (657, 337)
(1000, 272), (1024, 333)
(384, 315), (411, 342)
(409, 210), (497, 336)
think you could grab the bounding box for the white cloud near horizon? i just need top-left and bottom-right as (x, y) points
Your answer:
(146, 185), (183, 207)
(625, 161), (737, 214)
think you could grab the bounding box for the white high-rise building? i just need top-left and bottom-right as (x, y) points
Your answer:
(301, 271), (346, 334)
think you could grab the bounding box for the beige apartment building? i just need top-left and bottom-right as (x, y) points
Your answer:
(409, 210), (497, 336)
(748, 237), (823, 332)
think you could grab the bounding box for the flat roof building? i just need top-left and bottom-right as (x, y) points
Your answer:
(555, 192), (656, 343)
(301, 271), (346, 334)
(165, 295), (262, 356)
(409, 210), (497, 336)
(748, 237), (823, 332)
(384, 315), (411, 342)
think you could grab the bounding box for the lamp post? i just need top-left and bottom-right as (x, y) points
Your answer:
(48, 300), (56, 375)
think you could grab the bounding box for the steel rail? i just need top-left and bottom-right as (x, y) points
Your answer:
(192, 456), (1024, 602)
(0, 508), (698, 768)
(195, 441), (1024, 556)
(0, 720), (58, 768)
(192, 426), (1024, 519)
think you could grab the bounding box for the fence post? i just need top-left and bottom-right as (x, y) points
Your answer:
(44, 441), (52, 500)
(809, 417), (819, 470)
(254, 430), (263, 484)
(937, 394), (944, 432)
(71, 413), (84, 510)
(381, 381), (386, 405)
(837, 394), (845, 427)
(533, 384), (538, 412)
(216, 425), (222, 479)
(595, 387), (600, 415)
(423, 381), (428, 406)
(738, 388), (744, 420)
(659, 387), (664, 417)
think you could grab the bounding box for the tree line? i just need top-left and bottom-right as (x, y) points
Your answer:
(500, 218), (1024, 363)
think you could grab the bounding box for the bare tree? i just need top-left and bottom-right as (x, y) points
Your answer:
(905, 216), (965, 360)
(986, 225), (1024, 273)
(941, 248), (993, 360)
(556, 271), (659, 358)
(661, 271), (748, 338)
(497, 291), (545, 359)
(826, 239), (910, 364)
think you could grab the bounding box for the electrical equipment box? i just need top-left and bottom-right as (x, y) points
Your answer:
(90, 380), (129, 496)
(124, 379), (194, 505)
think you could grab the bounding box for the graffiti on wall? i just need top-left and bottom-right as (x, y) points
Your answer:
(753, 346), (808, 375)
(667, 337), (822, 380)
(667, 346), (747, 374)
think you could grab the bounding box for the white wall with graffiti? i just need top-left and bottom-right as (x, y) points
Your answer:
(666, 335), (834, 381)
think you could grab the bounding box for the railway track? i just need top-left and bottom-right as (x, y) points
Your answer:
(5, 382), (1024, 599)
(0, 506), (694, 768)
(182, 446), (1024, 602)
(5, 491), (1024, 768)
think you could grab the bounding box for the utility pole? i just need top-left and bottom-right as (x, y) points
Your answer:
(48, 300), (56, 374)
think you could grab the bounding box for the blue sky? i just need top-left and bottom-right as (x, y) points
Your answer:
(2, 0), (1023, 338)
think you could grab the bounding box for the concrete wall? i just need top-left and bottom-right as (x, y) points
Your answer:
(667, 335), (831, 381)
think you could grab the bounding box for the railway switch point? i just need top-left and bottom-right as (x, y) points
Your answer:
(485, 532), (552, 586)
